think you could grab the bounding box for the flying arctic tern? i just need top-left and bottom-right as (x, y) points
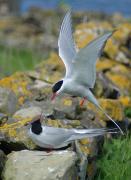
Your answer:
(28, 118), (117, 149)
(51, 10), (123, 134)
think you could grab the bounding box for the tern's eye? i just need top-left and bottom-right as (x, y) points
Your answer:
(52, 80), (63, 93)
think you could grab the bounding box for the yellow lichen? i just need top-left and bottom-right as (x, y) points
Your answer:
(0, 117), (32, 139)
(79, 138), (90, 145)
(106, 72), (131, 92)
(37, 52), (64, 83)
(63, 98), (73, 106)
(110, 64), (131, 76)
(119, 96), (131, 107)
(79, 145), (90, 155)
(96, 58), (117, 72)
(104, 38), (119, 59)
(75, 21), (113, 49)
(18, 96), (25, 105)
(0, 117), (32, 131)
(0, 72), (32, 104)
(87, 99), (124, 121)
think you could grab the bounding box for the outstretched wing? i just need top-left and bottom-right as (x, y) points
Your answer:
(72, 31), (114, 88)
(58, 10), (77, 78)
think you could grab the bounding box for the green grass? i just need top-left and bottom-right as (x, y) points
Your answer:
(0, 45), (47, 77)
(95, 135), (131, 180)
(124, 107), (131, 118)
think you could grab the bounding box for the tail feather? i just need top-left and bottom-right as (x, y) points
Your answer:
(67, 128), (118, 142)
(98, 105), (124, 135)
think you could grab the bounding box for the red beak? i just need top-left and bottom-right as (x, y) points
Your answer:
(51, 93), (57, 101)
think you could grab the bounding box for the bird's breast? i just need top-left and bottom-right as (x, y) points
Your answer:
(62, 79), (87, 97)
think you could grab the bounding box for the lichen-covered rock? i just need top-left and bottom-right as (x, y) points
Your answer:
(106, 71), (131, 95)
(0, 107), (43, 150)
(86, 99), (124, 127)
(2, 150), (78, 180)
(96, 58), (117, 72)
(0, 72), (32, 105)
(93, 72), (120, 99)
(0, 113), (8, 125)
(119, 96), (131, 108)
(13, 106), (42, 121)
(75, 21), (112, 49)
(35, 52), (64, 83)
(0, 87), (18, 115)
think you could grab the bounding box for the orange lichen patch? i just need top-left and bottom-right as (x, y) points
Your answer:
(100, 99), (124, 121)
(76, 22), (96, 30)
(45, 119), (81, 129)
(104, 38), (119, 59)
(76, 21), (112, 33)
(119, 96), (131, 107)
(36, 52), (64, 83)
(79, 144), (90, 155)
(0, 117), (32, 139)
(106, 72), (131, 92)
(8, 128), (17, 138)
(96, 58), (117, 72)
(0, 117), (32, 131)
(37, 52), (64, 72)
(110, 64), (131, 76)
(122, 22), (131, 29)
(18, 96), (25, 105)
(0, 72), (32, 100)
(113, 27), (129, 43)
(79, 138), (90, 145)
(63, 98), (73, 106)
(87, 99), (124, 121)
(75, 21), (113, 48)
(43, 71), (62, 83)
(45, 119), (60, 128)
(75, 31), (95, 49)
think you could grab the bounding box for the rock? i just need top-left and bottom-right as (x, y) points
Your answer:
(2, 150), (78, 180)
(106, 71), (131, 96)
(0, 113), (8, 125)
(119, 96), (131, 108)
(93, 72), (120, 99)
(13, 106), (42, 120)
(115, 51), (130, 65)
(0, 150), (6, 178)
(0, 87), (18, 115)
(86, 99), (124, 126)
(0, 107), (42, 151)
(35, 52), (64, 83)
(0, 72), (32, 106)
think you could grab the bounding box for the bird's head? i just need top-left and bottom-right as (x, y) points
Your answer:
(51, 80), (63, 101)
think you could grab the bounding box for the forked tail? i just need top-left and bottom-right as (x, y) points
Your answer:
(97, 105), (124, 135)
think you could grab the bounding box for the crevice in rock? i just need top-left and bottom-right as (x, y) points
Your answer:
(0, 141), (27, 155)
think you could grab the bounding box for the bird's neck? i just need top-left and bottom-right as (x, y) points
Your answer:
(31, 120), (42, 135)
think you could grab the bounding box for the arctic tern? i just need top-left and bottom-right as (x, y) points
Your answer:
(28, 118), (117, 149)
(51, 10), (123, 134)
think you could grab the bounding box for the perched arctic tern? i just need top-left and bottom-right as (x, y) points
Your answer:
(51, 11), (123, 134)
(28, 118), (117, 149)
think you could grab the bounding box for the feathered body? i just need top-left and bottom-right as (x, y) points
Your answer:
(29, 120), (116, 149)
(51, 10), (123, 134)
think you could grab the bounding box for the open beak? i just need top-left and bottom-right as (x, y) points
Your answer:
(51, 93), (57, 101)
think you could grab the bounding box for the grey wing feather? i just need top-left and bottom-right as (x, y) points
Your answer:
(72, 31), (114, 88)
(66, 128), (117, 142)
(58, 10), (77, 77)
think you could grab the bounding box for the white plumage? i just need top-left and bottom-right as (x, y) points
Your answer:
(29, 120), (117, 149)
(51, 10), (123, 134)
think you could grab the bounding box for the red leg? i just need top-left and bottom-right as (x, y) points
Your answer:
(80, 97), (87, 107)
